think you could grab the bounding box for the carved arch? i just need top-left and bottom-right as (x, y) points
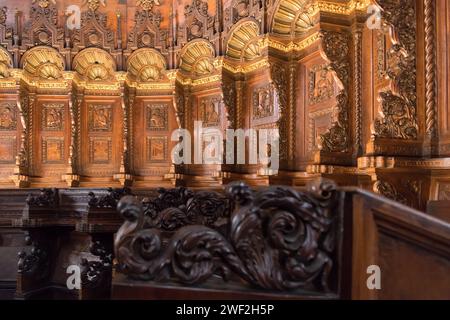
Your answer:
(20, 46), (65, 80)
(270, 0), (315, 37)
(126, 48), (167, 82)
(72, 48), (116, 82)
(179, 39), (215, 76)
(225, 19), (262, 62)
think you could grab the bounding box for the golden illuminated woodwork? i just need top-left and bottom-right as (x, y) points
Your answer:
(226, 20), (261, 62)
(179, 40), (215, 76)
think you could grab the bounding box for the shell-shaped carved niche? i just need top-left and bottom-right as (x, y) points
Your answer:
(73, 48), (116, 81)
(272, 0), (315, 37)
(179, 40), (215, 76)
(21, 46), (65, 80)
(127, 48), (166, 82)
(226, 20), (261, 62)
(0, 46), (12, 79)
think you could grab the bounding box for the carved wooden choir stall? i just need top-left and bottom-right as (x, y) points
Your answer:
(0, 0), (449, 300)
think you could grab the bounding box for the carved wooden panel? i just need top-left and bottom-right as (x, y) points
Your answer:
(131, 97), (176, 180)
(42, 137), (64, 164)
(252, 84), (274, 120)
(0, 136), (15, 163)
(308, 108), (334, 153)
(80, 98), (121, 179)
(89, 137), (112, 164)
(88, 104), (112, 132)
(146, 103), (168, 131)
(146, 136), (167, 162)
(41, 103), (64, 131)
(198, 96), (221, 127)
(0, 102), (16, 130)
(308, 64), (335, 105)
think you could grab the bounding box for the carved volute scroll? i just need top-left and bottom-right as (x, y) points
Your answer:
(319, 30), (351, 153)
(373, 0), (418, 140)
(115, 179), (341, 293)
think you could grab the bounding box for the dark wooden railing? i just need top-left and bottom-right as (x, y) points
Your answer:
(112, 181), (450, 300)
(0, 181), (448, 300)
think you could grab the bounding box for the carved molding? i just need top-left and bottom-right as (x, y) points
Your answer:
(424, 0), (437, 139)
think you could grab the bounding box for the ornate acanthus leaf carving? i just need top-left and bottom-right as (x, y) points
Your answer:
(141, 187), (232, 231)
(26, 188), (59, 208)
(319, 31), (351, 153)
(115, 179), (340, 293)
(373, 0), (418, 140)
(88, 187), (133, 209)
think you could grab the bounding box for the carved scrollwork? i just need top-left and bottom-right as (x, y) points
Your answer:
(319, 31), (351, 153)
(115, 179), (340, 293)
(88, 187), (133, 209)
(141, 187), (232, 231)
(373, 0), (418, 140)
(26, 188), (59, 208)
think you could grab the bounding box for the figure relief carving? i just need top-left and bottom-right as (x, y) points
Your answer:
(318, 31), (351, 153)
(0, 103), (16, 130)
(253, 85), (274, 120)
(199, 97), (220, 127)
(146, 104), (168, 131)
(42, 104), (64, 131)
(309, 65), (334, 105)
(373, 0), (418, 140)
(147, 136), (167, 162)
(89, 105), (112, 132)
